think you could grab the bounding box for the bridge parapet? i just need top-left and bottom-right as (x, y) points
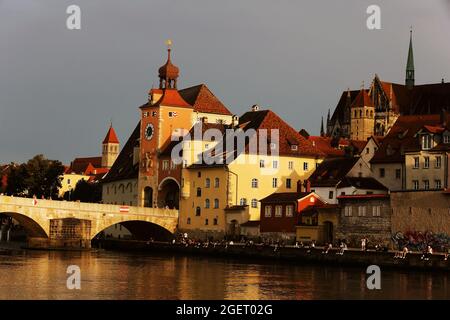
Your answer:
(0, 195), (178, 219)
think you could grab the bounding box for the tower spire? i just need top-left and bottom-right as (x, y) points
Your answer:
(320, 116), (324, 137)
(406, 27), (415, 89)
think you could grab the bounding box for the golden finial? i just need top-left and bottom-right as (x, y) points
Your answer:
(165, 39), (172, 49)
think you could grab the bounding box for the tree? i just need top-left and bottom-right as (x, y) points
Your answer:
(70, 179), (102, 203)
(5, 154), (65, 198)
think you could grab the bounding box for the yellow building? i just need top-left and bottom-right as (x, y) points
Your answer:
(178, 107), (325, 239)
(59, 172), (90, 198)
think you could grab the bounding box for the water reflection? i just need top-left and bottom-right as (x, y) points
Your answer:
(0, 251), (449, 299)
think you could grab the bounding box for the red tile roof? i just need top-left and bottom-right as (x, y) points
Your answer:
(102, 126), (119, 144)
(308, 136), (345, 157)
(179, 84), (232, 115)
(142, 89), (191, 109)
(351, 89), (373, 108)
(370, 114), (442, 164)
(68, 157), (102, 175)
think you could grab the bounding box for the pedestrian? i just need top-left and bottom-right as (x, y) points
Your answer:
(361, 237), (367, 251)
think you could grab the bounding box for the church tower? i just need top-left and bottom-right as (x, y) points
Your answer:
(406, 29), (415, 90)
(350, 86), (375, 141)
(101, 124), (120, 168)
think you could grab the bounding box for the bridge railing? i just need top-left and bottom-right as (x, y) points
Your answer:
(0, 195), (178, 218)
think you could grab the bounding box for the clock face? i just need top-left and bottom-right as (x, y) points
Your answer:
(145, 123), (154, 140)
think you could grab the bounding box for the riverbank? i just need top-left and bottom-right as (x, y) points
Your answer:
(95, 239), (450, 272)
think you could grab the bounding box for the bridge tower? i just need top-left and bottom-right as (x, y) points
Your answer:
(138, 41), (193, 209)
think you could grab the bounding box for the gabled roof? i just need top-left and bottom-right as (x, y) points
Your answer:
(309, 156), (360, 187)
(260, 192), (313, 203)
(102, 122), (140, 183)
(103, 126), (119, 144)
(308, 136), (345, 157)
(68, 157), (102, 175)
(179, 84), (232, 115)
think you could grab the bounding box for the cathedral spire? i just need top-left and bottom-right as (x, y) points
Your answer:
(406, 28), (415, 89)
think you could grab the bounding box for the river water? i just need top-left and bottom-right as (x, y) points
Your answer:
(0, 249), (449, 299)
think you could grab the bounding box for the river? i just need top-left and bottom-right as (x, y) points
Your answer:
(0, 249), (449, 299)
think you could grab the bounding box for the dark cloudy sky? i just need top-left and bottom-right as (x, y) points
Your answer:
(1, 0), (450, 164)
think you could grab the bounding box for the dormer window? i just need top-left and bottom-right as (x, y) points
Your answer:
(422, 134), (432, 150)
(291, 145), (298, 151)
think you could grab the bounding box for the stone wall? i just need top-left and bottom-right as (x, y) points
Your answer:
(336, 198), (391, 247)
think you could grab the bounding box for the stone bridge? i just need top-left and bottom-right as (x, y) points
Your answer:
(0, 195), (179, 248)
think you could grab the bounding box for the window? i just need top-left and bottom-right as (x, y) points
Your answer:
(291, 145), (298, 151)
(197, 171), (201, 178)
(303, 162), (309, 171)
(168, 111), (175, 118)
(272, 178), (278, 188)
(273, 160), (278, 169)
(205, 178), (210, 188)
(286, 205), (294, 217)
(372, 206), (381, 217)
(162, 160), (169, 170)
(240, 198), (247, 206)
(395, 169), (401, 179)
(344, 206), (352, 217)
(270, 143), (277, 150)
(413, 180), (419, 190)
(264, 206), (272, 217)
(170, 161), (176, 169)
(213, 218), (218, 225)
(251, 178), (259, 188)
(288, 161), (293, 170)
(328, 191), (334, 199)
(152, 111), (157, 117)
(423, 180), (430, 190)
(251, 199), (258, 208)
(379, 168), (385, 178)
(205, 219), (209, 225)
(435, 180), (442, 189)
(286, 178), (292, 189)
(275, 205), (283, 217)
(366, 148), (370, 154)
(205, 199), (210, 208)
(214, 178), (219, 188)
(196, 188), (202, 197)
(214, 199), (219, 209)
(444, 134), (450, 144)
(196, 207), (201, 216)
(358, 206), (366, 217)
(259, 160), (265, 168)
(413, 157), (419, 169)
(436, 156), (442, 168)
(422, 135), (432, 150)
(187, 218), (191, 225)
(424, 156), (430, 169)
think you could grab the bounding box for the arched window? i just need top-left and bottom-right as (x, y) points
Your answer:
(214, 199), (219, 209)
(366, 110), (369, 117)
(119, 184), (125, 194)
(196, 188), (202, 197)
(127, 183), (132, 192)
(187, 217), (191, 225)
(251, 178), (258, 188)
(196, 207), (201, 216)
(205, 178), (210, 188)
(251, 199), (258, 208)
(205, 199), (210, 208)
(214, 178), (220, 188)
(240, 198), (247, 206)
(359, 110), (362, 117)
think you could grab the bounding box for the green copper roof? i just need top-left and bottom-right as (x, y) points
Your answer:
(406, 31), (414, 72)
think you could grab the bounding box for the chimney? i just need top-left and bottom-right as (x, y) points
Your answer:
(231, 115), (239, 127)
(296, 180), (303, 193)
(251, 104), (260, 112)
(442, 78), (445, 84)
(304, 180), (311, 193)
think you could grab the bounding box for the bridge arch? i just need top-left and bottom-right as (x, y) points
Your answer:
(0, 211), (48, 238)
(92, 219), (174, 241)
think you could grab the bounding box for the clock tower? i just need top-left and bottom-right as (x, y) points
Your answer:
(138, 42), (194, 208)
